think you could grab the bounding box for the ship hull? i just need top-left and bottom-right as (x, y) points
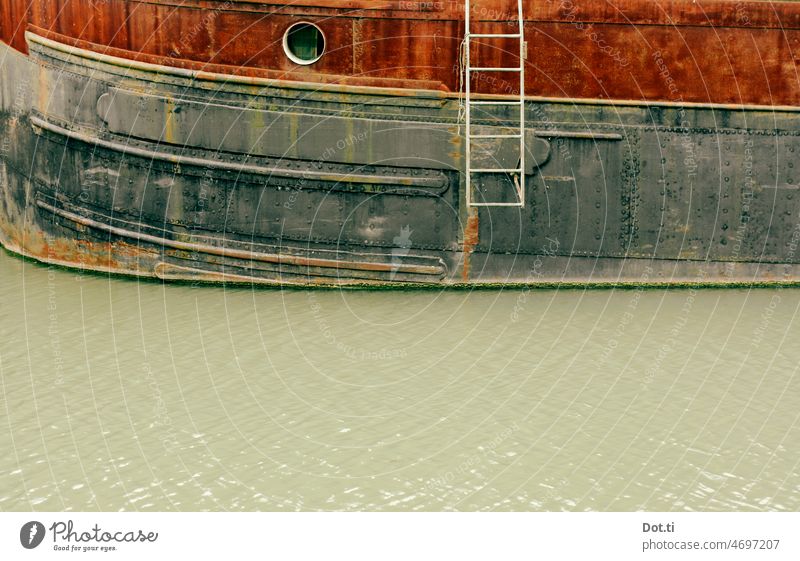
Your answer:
(3, 32), (800, 287)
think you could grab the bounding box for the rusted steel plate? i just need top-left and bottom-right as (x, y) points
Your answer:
(36, 198), (447, 277)
(3, 0), (800, 104)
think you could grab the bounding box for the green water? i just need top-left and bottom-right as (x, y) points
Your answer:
(0, 250), (798, 511)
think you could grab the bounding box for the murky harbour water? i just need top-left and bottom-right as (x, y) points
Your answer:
(1, 250), (798, 511)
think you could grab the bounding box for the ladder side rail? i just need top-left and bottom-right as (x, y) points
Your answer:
(464, 0), (527, 207)
(465, 0), (472, 207)
(519, 0), (525, 203)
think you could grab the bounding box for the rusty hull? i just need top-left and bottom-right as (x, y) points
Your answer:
(3, 4), (800, 286)
(2, 1), (800, 105)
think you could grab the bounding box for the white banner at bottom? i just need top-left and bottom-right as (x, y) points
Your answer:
(1, 512), (797, 560)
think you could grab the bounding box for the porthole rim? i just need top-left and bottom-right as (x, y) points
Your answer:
(282, 21), (326, 66)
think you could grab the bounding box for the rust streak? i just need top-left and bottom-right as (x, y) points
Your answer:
(37, 199), (445, 276)
(462, 208), (479, 282)
(5, 0), (800, 105)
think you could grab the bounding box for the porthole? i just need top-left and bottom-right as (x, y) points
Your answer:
(283, 22), (325, 65)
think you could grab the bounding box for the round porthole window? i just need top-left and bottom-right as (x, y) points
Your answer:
(283, 22), (325, 65)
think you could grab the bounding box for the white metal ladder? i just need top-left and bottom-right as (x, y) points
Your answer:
(465, 0), (526, 207)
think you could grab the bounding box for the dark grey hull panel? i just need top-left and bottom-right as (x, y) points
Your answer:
(3, 34), (800, 287)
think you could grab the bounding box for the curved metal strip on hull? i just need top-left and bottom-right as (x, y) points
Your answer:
(3, 33), (800, 287)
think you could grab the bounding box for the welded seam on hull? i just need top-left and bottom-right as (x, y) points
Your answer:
(29, 116), (448, 191)
(35, 199), (446, 276)
(25, 31), (447, 100)
(25, 31), (800, 113)
(533, 131), (622, 140)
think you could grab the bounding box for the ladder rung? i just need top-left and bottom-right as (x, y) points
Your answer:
(469, 134), (522, 139)
(465, 0), (526, 209)
(470, 100), (524, 105)
(469, 33), (522, 39)
(468, 67), (522, 72)
(469, 202), (525, 208)
(470, 169), (524, 174)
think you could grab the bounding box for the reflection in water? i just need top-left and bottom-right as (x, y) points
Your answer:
(0, 250), (798, 511)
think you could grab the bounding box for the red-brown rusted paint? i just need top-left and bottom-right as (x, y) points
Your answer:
(35, 198), (445, 276)
(25, 25), (450, 91)
(462, 209), (479, 282)
(3, 0), (800, 105)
